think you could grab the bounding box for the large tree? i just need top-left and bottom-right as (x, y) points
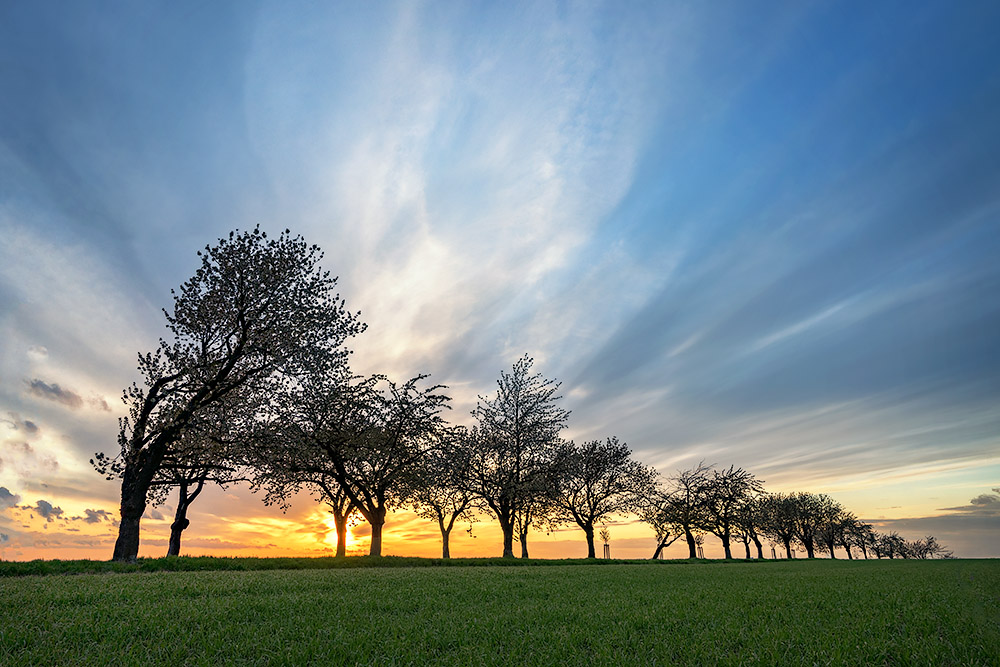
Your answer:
(702, 465), (764, 559)
(759, 493), (798, 558)
(552, 437), (656, 558)
(463, 356), (569, 558)
(96, 228), (362, 562)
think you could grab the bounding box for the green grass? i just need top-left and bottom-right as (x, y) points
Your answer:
(1, 560), (997, 665)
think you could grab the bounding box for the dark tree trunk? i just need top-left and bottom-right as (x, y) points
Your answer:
(368, 506), (387, 557)
(167, 506), (189, 557)
(827, 540), (837, 559)
(651, 541), (664, 560)
(684, 527), (697, 558)
(437, 515), (452, 559)
(333, 512), (349, 558)
(113, 468), (148, 562)
(783, 537), (792, 559)
(499, 517), (515, 558)
(753, 535), (764, 559)
(520, 526), (529, 559)
(721, 529), (732, 559)
(584, 525), (596, 559)
(743, 540), (752, 559)
(804, 541), (815, 558)
(844, 543), (853, 560)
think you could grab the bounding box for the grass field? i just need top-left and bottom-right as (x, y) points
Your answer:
(1, 559), (997, 665)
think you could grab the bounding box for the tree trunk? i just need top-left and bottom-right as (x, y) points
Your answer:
(333, 512), (349, 558)
(584, 525), (596, 559)
(844, 543), (853, 560)
(827, 540), (837, 559)
(499, 517), (515, 558)
(743, 541), (752, 559)
(438, 516), (452, 559)
(804, 541), (815, 558)
(753, 535), (764, 559)
(112, 468), (148, 562)
(721, 530), (732, 559)
(520, 526), (529, 559)
(368, 506), (387, 557)
(783, 538), (792, 559)
(651, 541), (664, 560)
(684, 527), (697, 558)
(167, 498), (190, 558)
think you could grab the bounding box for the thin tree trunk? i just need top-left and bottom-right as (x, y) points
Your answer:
(827, 540), (837, 559)
(584, 525), (596, 559)
(438, 516), (452, 559)
(804, 541), (815, 558)
(743, 540), (752, 559)
(333, 512), (349, 558)
(167, 483), (190, 557)
(520, 527), (529, 559)
(844, 543), (853, 560)
(721, 530), (732, 559)
(783, 538), (792, 559)
(651, 541), (664, 560)
(753, 535), (764, 559)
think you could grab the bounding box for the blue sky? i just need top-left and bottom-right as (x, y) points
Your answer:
(1, 1), (998, 559)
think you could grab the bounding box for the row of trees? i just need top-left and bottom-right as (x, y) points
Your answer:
(93, 229), (950, 562)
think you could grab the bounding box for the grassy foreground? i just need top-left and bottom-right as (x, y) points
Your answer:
(1, 560), (997, 665)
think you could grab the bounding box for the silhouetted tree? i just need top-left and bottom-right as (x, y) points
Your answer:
(408, 429), (477, 559)
(256, 372), (451, 557)
(94, 228), (363, 562)
(462, 356), (569, 558)
(906, 535), (953, 559)
(788, 492), (839, 558)
(551, 437), (656, 558)
(733, 492), (767, 559)
(760, 493), (798, 558)
(702, 466), (764, 559)
(639, 488), (685, 559)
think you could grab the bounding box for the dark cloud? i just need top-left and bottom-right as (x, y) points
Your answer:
(31, 499), (65, 522)
(0, 533), (8, 543)
(938, 488), (1000, 516)
(24, 379), (83, 409)
(80, 509), (112, 524)
(0, 487), (21, 509)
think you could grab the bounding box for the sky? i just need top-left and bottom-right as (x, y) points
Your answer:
(1, 0), (998, 561)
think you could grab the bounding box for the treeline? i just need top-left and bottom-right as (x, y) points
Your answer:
(92, 229), (951, 562)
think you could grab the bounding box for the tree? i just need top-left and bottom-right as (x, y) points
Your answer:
(552, 437), (656, 558)
(639, 487), (685, 559)
(257, 372), (451, 557)
(788, 492), (839, 559)
(408, 429), (477, 559)
(94, 228), (363, 562)
(759, 493), (798, 558)
(702, 466), (764, 559)
(462, 356), (570, 558)
(666, 464), (713, 558)
(733, 492), (767, 559)
(906, 535), (953, 559)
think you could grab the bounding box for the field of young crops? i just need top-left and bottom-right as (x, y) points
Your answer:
(1, 559), (997, 665)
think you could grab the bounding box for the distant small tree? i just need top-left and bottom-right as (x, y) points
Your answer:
(663, 463), (713, 558)
(551, 437), (656, 558)
(906, 535), (953, 559)
(639, 487), (685, 560)
(733, 492), (767, 559)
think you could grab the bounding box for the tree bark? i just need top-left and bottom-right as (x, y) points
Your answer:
(499, 516), (515, 558)
(651, 542), (664, 560)
(167, 502), (190, 558)
(584, 525), (596, 559)
(721, 530), (732, 559)
(804, 541), (815, 558)
(743, 541), (751, 559)
(519, 526), (529, 559)
(782, 537), (792, 559)
(752, 535), (764, 559)
(684, 527), (697, 558)
(438, 516), (452, 559)
(333, 512), (349, 558)
(113, 467), (147, 562)
(367, 506), (387, 557)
